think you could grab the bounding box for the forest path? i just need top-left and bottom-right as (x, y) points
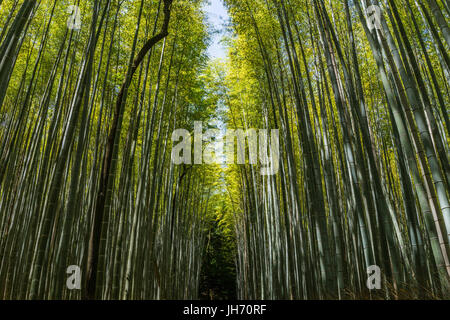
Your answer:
(198, 0), (237, 300)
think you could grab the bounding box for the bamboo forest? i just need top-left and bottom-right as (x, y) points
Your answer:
(0, 0), (449, 301)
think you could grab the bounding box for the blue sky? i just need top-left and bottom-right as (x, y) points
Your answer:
(204, 0), (229, 59)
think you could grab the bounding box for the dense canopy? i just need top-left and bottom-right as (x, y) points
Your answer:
(0, 0), (449, 300)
